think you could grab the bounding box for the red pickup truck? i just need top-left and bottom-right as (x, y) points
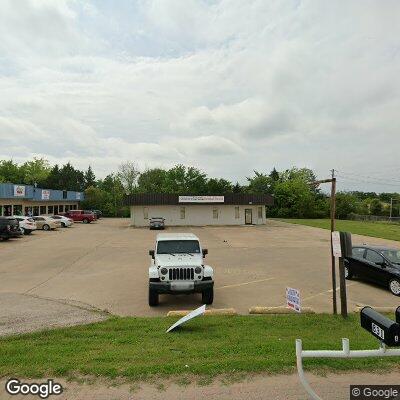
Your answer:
(62, 210), (96, 223)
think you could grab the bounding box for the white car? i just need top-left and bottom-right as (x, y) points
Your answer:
(50, 215), (74, 228)
(12, 216), (37, 235)
(148, 233), (214, 306)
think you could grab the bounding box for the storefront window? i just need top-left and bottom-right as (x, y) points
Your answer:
(33, 206), (39, 216)
(59, 205), (64, 213)
(65, 205), (69, 212)
(0, 205), (3, 216)
(40, 206), (47, 215)
(13, 205), (23, 216)
(4, 205), (12, 216)
(48, 205), (54, 214)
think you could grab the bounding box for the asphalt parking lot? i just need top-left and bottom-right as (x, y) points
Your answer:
(1, 218), (400, 327)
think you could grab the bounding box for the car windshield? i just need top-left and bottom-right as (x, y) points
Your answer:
(157, 240), (200, 254)
(381, 249), (400, 265)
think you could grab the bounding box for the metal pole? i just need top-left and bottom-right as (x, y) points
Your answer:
(330, 174), (337, 315)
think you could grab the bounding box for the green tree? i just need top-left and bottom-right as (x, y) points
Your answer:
(246, 171), (273, 194)
(118, 161), (140, 195)
(164, 165), (207, 194)
(370, 198), (383, 215)
(21, 158), (51, 185)
(232, 182), (243, 193)
(84, 166), (96, 188)
(206, 178), (233, 194)
(137, 168), (167, 193)
(335, 193), (358, 219)
(0, 160), (24, 183)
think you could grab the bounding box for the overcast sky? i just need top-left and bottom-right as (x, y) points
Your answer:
(0, 0), (399, 192)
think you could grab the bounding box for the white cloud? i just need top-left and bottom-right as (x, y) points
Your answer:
(0, 0), (399, 191)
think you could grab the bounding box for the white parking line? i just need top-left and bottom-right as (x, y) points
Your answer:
(216, 277), (275, 290)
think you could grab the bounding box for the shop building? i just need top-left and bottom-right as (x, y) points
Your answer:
(125, 194), (274, 227)
(0, 183), (84, 216)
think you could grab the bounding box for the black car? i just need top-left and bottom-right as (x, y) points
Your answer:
(0, 217), (21, 241)
(84, 210), (102, 219)
(149, 217), (165, 230)
(345, 245), (400, 296)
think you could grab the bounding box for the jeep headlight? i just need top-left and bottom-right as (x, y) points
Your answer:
(160, 267), (168, 275)
(195, 266), (202, 274)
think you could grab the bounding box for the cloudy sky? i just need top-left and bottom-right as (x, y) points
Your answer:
(0, 0), (399, 191)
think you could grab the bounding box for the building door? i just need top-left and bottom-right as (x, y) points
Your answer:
(245, 209), (252, 225)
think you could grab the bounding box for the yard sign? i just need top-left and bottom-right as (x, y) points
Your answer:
(286, 287), (301, 313)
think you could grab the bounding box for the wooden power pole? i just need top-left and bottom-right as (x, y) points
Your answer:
(313, 170), (337, 315)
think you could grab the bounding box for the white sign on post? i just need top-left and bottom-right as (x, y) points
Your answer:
(331, 231), (342, 257)
(166, 304), (206, 333)
(286, 287), (301, 313)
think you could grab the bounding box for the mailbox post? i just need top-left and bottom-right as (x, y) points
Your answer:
(296, 306), (400, 399)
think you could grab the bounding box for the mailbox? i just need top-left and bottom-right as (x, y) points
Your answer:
(360, 306), (400, 347)
(396, 306), (400, 324)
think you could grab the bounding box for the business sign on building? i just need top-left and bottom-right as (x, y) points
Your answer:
(13, 185), (25, 197)
(286, 287), (301, 313)
(41, 190), (50, 200)
(76, 193), (81, 200)
(178, 195), (224, 203)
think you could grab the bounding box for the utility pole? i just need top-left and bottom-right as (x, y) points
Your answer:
(313, 170), (337, 315)
(390, 197), (393, 221)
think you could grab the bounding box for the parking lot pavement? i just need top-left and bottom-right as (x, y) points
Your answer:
(0, 218), (399, 320)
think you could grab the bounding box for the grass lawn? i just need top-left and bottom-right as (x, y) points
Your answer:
(0, 315), (399, 380)
(277, 219), (400, 242)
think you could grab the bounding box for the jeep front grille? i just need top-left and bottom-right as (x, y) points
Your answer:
(168, 268), (194, 281)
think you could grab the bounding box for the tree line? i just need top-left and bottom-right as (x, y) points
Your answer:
(0, 158), (398, 218)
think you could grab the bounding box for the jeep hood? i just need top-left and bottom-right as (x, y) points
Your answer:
(155, 253), (202, 267)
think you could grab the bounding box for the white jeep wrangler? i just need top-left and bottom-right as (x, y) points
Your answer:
(148, 233), (214, 306)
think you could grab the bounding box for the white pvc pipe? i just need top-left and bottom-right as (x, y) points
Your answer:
(296, 338), (400, 400)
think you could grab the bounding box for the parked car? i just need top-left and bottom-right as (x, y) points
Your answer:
(149, 217), (165, 230)
(50, 215), (73, 228)
(345, 245), (400, 296)
(32, 216), (60, 231)
(84, 210), (102, 219)
(13, 216), (37, 235)
(0, 217), (21, 241)
(148, 233), (214, 306)
(62, 210), (96, 223)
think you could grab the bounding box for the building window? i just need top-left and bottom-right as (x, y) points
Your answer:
(143, 207), (149, 219)
(235, 206), (240, 219)
(48, 205), (54, 214)
(0, 205), (2, 216)
(59, 205), (64, 213)
(33, 206), (39, 216)
(13, 205), (23, 216)
(258, 206), (263, 219)
(65, 205), (69, 212)
(40, 206), (46, 215)
(213, 208), (218, 219)
(180, 207), (185, 219)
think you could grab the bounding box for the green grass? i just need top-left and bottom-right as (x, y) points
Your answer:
(278, 219), (400, 242)
(0, 315), (399, 380)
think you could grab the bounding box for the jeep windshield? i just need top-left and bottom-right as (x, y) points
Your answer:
(157, 240), (200, 254)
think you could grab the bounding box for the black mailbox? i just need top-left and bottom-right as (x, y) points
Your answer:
(360, 306), (400, 347)
(396, 306), (400, 324)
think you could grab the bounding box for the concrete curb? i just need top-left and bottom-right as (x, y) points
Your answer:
(354, 306), (396, 313)
(249, 306), (315, 314)
(167, 308), (237, 317)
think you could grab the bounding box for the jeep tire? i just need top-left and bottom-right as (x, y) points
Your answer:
(149, 287), (159, 306)
(202, 288), (214, 305)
